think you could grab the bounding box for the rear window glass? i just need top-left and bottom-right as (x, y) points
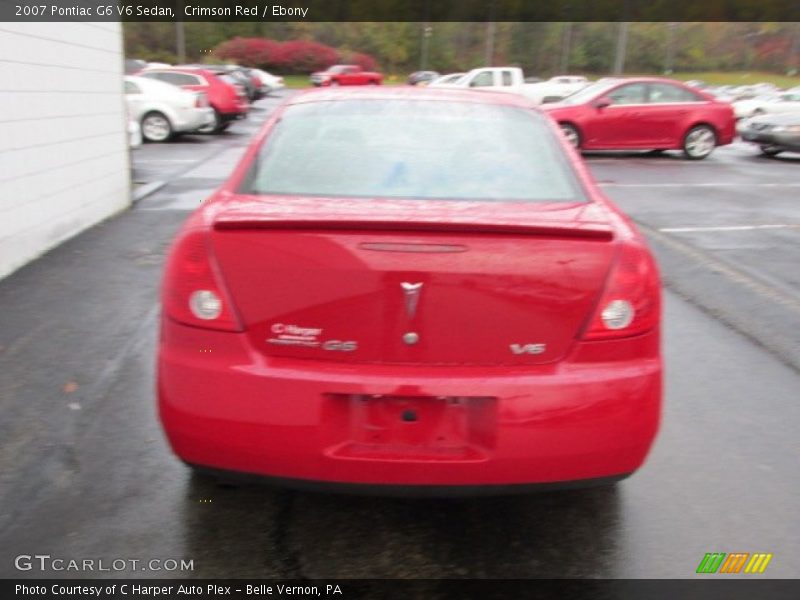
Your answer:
(150, 72), (198, 86)
(649, 83), (702, 103)
(242, 100), (584, 202)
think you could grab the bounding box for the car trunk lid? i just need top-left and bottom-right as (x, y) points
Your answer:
(210, 196), (616, 366)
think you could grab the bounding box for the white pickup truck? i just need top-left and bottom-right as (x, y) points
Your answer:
(430, 67), (589, 104)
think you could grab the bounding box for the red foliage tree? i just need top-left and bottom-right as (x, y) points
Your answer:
(214, 37), (341, 73)
(280, 40), (339, 73)
(214, 37), (249, 63)
(348, 52), (378, 72)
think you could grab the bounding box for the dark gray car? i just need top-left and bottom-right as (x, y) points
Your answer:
(741, 113), (800, 156)
(407, 70), (440, 85)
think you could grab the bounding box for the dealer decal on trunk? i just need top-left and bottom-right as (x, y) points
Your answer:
(267, 323), (357, 352)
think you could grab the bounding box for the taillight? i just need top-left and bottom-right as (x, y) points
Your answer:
(195, 93), (208, 108)
(162, 229), (241, 331)
(581, 243), (660, 340)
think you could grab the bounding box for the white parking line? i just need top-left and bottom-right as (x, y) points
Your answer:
(659, 224), (800, 233)
(134, 159), (197, 164)
(587, 159), (712, 165)
(600, 182), (800, 187)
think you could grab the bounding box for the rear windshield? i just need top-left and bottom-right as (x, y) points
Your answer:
(242, 99), (584, 202)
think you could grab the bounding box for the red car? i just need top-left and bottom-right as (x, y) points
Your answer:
(310, 64), (383, 87)
(139, 67), (249, 132)
(158, 87), (662, 494)
(542, 77), (735, 159)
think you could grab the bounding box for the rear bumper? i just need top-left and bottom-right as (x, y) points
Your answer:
(173, 108), (215, 133)
(216, 102), (249, 118)
(189, 465), (632, 497)
(741, 129), (800, 151)
(158, 320), (661, 488)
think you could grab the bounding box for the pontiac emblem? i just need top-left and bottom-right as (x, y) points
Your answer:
(400, 282), (423, 318)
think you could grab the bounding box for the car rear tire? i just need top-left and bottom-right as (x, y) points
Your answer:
(559, 123), (581, 149)
(141, 111), (172, 143)
(682, 125), (716, 160)
(759, 145), (783, 157)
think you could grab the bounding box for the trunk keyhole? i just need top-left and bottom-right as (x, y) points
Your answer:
(401, 409), (417, 422)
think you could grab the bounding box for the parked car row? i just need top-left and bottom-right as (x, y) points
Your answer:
(702, 82), (800, 156)
(125, 60), (285, 144)
(127, 57), (795, 160)
(419, 69), (737, 160)
(692, 81), (783, 102)
(418, 67), (800, 159)
(137, 67), (249, 134)
(691, 81), (800, 120)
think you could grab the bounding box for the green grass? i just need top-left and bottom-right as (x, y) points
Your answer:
(281, 75), (310, 89)
(659, 71), (800, 89)
(280, 74), (409, 89)
(282, 71), (800, 91)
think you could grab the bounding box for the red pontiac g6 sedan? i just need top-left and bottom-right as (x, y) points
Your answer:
(542, 77), (736, 159)
(158, 87), (662, 495)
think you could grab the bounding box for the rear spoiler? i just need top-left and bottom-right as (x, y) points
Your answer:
(213, 218), (613, 240)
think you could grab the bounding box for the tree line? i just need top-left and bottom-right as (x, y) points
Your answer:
(123, 22), (800, 75)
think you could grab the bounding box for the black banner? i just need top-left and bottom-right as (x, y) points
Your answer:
(1, 0), (800, 22)
(4, 580), (800, 600)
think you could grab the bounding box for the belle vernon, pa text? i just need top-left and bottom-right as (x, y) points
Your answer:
(16, 584), (343, 596)
(47, 5), (310, 18)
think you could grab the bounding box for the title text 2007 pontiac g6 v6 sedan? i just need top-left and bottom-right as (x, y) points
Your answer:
(157, 87), (662, 495)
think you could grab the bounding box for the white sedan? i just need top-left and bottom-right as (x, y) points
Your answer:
(251, 69), (285, 95)
(124, 75), (215, 142)
(524, 76), (590, 104)
(733, 91), (800, 120)
(127, 116), (142, 149)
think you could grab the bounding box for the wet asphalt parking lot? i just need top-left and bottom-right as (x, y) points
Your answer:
(1, 91), (798, 580)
